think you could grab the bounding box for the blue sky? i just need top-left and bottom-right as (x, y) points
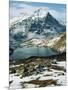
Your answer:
(10, 0), (66, 24)
(10, 1), (66, 12)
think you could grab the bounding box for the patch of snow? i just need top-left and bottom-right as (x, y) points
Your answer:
(39, 69), (66, 86)
(21, 74), (42, 82)
(51, 69), (65, 74)
(59, 46), (66, 52)
(57, 61), (66, 69)
(33, 8), (48, 18)
(10, 64), (24, 68)
(9, 74), (22, 89)
(27, 32), (35, 39)
(39, 68), (66, 85)
(39, 76), (52, 80)
(10, 16), (30, 27)
(57, 75), (66, 85)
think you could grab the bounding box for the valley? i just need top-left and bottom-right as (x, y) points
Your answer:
(9, 5), (66, 88)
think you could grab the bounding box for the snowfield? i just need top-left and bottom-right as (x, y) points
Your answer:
(10, 74), (22, 89)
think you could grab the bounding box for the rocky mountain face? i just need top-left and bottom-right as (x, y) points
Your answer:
(9, 8), (66, 57)
(10, 11), (65, 37)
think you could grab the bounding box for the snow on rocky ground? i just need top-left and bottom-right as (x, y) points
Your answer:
(10, 64), (24, 68)
(10, 8), (48, 27)
(10, 74), (22, 89)
(52, 61), (66, 69)
(9, 61), (66, 89)
(57, 61), (66, 69)
(9, 74), (39, 89)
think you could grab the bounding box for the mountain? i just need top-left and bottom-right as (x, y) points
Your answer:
(29, 12), (65, 35)
(20, 32), (66, 53)
(9, 8), (66, 56)
(10, 10), (65, 37)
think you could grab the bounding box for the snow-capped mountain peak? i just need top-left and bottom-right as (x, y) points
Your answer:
(10, 8), (49, 26)
(33, 8), (48, 18)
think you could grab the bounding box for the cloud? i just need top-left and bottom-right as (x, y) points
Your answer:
(10, 3), (33, 18)
(10, 2), (66, 24)
(10, 3), (40, 18)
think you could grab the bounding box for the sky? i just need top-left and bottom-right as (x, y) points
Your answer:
(9, 0), (66, 24)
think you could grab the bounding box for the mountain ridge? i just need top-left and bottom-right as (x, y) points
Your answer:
(9, 9), (66, 58)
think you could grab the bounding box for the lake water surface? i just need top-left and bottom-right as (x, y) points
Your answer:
(11, 46), (58, 60)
